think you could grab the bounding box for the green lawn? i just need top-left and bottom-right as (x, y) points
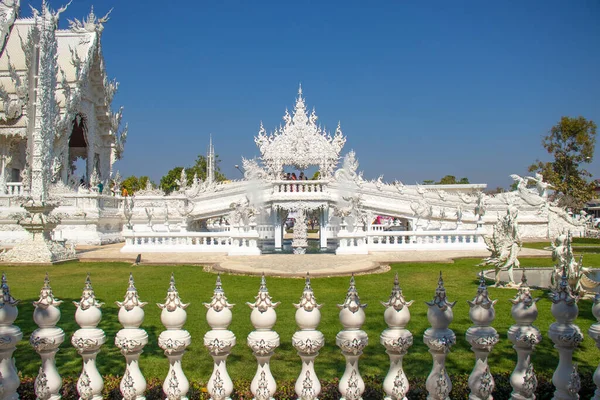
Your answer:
(3, 253), (599, 383)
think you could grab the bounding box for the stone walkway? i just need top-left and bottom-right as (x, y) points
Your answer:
(77, 243), (552, 277)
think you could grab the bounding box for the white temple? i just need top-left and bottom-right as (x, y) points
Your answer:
(0, 2), (588, 258)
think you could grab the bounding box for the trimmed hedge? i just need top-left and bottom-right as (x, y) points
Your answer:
(573, 237), (600, 245)
(17, 371), (597, 399)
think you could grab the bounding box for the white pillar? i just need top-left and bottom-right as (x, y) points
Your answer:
(247, 274), (280, 400)
(292, 273), (324, 400)
(320, 207), (329, 249)
(381, 272), (413, 400)
(589, 293), (600, 400)
(274, 209), (283, 251)
(549, 268), (583, 400)
(466, 274), (498, 400)
(204, 274), (236, 400)
(336, 275), (368, 400)
(423, 272), (456, 400)
(31, 274), (65, 400)
(0, 273), (23, 400)
(115, 273), (148, 400)
(507, 272), (542, 400)
(157, 274), (191, 400)
(72, 274), (106, 400)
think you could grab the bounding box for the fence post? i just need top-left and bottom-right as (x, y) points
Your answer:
(466, 273), (498, 400)
(292, 273), (324, 400)
(72, 274), (106, 400)
(336, 275), (368, 400)
(423, 272), (456, 400)
(380, 272), (413, 400)
(157, 274), (191, 399)
(204, 274), (236, 400)
(247, 274), (280, 400)
(31, 273), (65, 400)
(507, 272), (542, 400)
(589, 293), (600, 400)
(549, 267), (583, 400)
(0, 273), (22, 399)
(115, 273), (148, 400)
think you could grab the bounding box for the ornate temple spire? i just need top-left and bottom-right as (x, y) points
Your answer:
(207, 134), (215, 185)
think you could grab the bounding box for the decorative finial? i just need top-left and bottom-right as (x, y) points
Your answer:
(294, 272), (323, 311)
(381, 272), (413, 311)
(0, 272), (18, 308)
(337, 274), (367, 313)
(247, 274), (280, 312)
(298, 83), (303, 96)
(550, 264), (579, 305)
(467, 271), (497, 309)
(157, 273), (189, 312)
(33, 273), (62, 308)
(116, 273), (147, 311)
(425, 271), (456, 311)
(510, 269), (539, 307)
(74, 273), (103, 310)
(204, 274), (234, 311)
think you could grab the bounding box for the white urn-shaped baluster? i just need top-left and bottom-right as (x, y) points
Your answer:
(466, 273), (499, 400)
(380, 272), (414, 400)
(157, 274), (191, 400)
(336, 274), (368, 400)
(292, 273), (324, 400)
(204, 274), (236, 400)
(0, 273), (23, 400)
(507, 271), (542, 400)
(31, 273), (65, 400)
(72, 274), (106, 400)
(115, 273), (149, 400)
(589, 293), (600, 400)
(549, 267), (583, 400)
(247, 274), (281, 400)
(424, 272), (456, 400)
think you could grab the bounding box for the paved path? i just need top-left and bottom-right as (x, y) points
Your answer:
(77, 243), (552, 277)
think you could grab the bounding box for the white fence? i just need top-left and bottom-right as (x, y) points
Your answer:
(0, 271), (598, 400)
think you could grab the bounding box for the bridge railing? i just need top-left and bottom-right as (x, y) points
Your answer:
(0, 271), (596, 400)
(271, 180), (328, 194)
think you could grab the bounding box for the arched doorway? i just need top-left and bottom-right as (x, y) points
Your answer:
(67, 114), (88, 185)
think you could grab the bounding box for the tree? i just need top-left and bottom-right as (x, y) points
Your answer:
(422, 176), (470, 185)
(160, 167), (184, 194)
(159, 154), (227, 194)
(121, 175), (152, 194)
(529, 116), (596, 209)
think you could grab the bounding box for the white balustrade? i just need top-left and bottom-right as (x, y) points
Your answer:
(508, 272), (541, 400)
(157, 274), (191, 400)
(204, 274), (236, 400)
(115, 274), (148, 400)
(466, 273), (498, 400)
(271, 180), (327, 195)
(424, 272), (456, 400)
(549, 268), (583, 400)
(336, 275), (368, 400)
(589, 293), (600, 400)
(31, 274), (65, 400)
(292, 273), (324, 400)
(0, 273), (22, 399)
(0, 271), (597, 398)
(5, 182), (22, 196)
(247, 275), (280, 400)
(380, 273), (413, 400)
(72, 274), (106, 400)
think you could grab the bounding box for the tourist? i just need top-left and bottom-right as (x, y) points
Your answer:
(97, 181), (104, 194)
(299, 172), (305, 191)
(121, 186), (128, 197)
(291, 172), (297, 192)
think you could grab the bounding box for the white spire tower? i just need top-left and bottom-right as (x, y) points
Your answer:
(207, 134), (215, 185)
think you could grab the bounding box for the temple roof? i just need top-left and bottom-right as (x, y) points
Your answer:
(254, 87), (346, 176)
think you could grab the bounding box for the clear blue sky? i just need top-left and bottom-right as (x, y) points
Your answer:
(27, 0), (600, 188)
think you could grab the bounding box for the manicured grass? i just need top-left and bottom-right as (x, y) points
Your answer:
(3, 254), (599, 383)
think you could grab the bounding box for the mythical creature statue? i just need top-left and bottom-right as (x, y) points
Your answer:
(228, 196), (258, 226)
(480, 206), (522, 286)
(509, 174), (546, 207)
(527, 172), (552, 199)
(334, 151), (362, 184)
(241, 157), (268, 181)
(550, 231), (589, 293)
(474, 191), (487, 221)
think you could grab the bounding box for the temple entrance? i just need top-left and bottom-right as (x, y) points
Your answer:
(67, 115), (88, 185)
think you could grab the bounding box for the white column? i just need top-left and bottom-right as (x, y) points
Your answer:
(423, 272), (456, 400)
(336, 275), (368, 400)
(549, 268), (583, 400)
(320, 207), (329, 249)
(115, 273), (149, 400)
(247, 274), (280, 400)
(381, 273), (413, 400)
(72, 274), (106, 400)
(204, 274), (236, 400)
(292, 273), (324, 400)
(0, 273), (23, 400)
(31, 274), (65, 400)
(274, 209), (283, 251)
(507, 272), (542, 400)
(157, 274), (191, 400)
(589, 293), (600, 400)
(466, 274), (498, 400)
